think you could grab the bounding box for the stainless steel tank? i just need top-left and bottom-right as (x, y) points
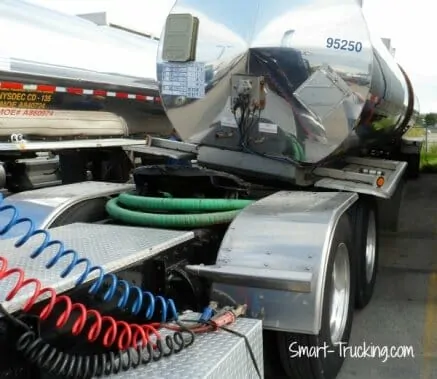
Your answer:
(157, 0), (417, 165)
(0, 0), (173, 139)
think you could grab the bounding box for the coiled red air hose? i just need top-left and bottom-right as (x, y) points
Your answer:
(0, 256), (193, 351)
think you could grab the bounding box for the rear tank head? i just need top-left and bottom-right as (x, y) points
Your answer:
(156, 0), (413, 177)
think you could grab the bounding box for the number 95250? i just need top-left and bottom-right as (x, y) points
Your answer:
(326, 37), (362, 52)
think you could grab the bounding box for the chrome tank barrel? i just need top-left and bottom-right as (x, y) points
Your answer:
(0, 0), (159, 91)
(0, 0), (174, 139)
(157, 0), (416, 165)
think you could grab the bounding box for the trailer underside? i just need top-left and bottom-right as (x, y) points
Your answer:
(0, 154), (408, 379)
(0, 180), (266, 378)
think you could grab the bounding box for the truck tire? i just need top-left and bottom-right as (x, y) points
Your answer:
(276, 215), (355, 379)
(406, 153), (420, 179)
(376, 177), (404, 233)
(354, 198), (379, 309)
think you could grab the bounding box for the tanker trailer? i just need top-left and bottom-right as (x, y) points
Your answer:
(0, 2), (421, 379)
(0, 0), (174, 192)
(154, 0), (419, 377)
(158, 2), (418, 174)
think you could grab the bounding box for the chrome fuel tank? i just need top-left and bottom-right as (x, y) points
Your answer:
(157, 0), (415, 165)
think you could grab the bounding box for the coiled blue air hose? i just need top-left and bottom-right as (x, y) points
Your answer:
(0, 194), (178, 322)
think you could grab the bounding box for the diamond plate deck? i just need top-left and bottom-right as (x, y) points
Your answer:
(0, 223), (194, 316)
(107, 313), (264, 379)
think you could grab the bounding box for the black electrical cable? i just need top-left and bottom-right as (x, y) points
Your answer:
(1, 303), (261, 378)
(233, 97), (258, 150)
(233, 99), (247, 147)
(220, 324), (262, 379)
(233, 92), (304, 164)
(0, 304), (195, 378)
(242, 109), (261, 147)
(180, 319), (262, 379)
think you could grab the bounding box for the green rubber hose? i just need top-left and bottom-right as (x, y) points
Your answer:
(291, 139), (305, 161)
(117, 193), (253, 212)
(106, 193), (253, 228)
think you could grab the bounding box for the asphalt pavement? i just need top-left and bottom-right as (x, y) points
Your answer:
(338, 174), (437, 379)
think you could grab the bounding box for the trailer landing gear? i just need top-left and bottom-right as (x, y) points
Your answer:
(277, 215), (355, 379)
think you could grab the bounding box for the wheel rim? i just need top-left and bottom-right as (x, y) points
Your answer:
(329, 243), (351, 345)
(365, 211), (377, 283)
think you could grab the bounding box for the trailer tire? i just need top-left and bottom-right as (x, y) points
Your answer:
(406, 153), (420, 179)
(354, 198), (379, 309)
(276, 215), (355, 379)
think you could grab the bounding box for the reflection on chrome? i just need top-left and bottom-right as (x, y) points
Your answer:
(157, 0), (417, 166)
(0, 1), (159, 90)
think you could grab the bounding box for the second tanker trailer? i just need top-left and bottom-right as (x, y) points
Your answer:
(0, 0), (174, 192)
